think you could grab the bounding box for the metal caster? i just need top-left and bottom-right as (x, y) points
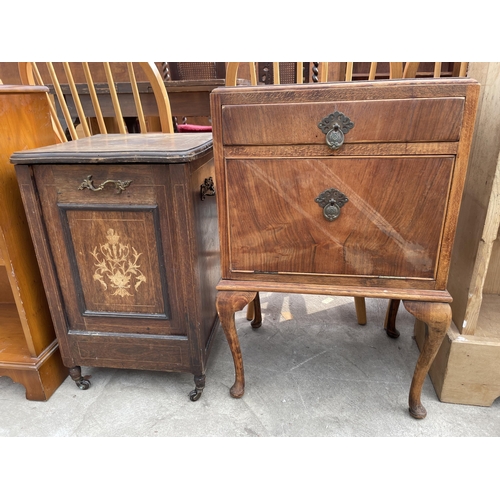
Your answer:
(189, 374), (205, 401)
(76, 377), (91, 390)
(69, 366), (92, 391)
(189, 387), (203, 401)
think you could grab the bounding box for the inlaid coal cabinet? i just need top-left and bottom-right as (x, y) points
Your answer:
(12, 133), (219, 400)
(210, 78), (480, 418)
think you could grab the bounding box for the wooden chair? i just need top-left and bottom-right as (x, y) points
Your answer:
(161, 62), (223, 132)
(163, 62), (226, 81)
(225, 62), (329, 86)
(18, 62), (174, 142)
(340, 62), (467, 81)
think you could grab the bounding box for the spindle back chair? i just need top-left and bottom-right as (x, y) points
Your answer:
(18, 62), (174, 142)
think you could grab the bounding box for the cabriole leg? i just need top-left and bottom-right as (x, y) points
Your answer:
(403, 301), (451, 419)
(250, 292), (262, 328)
(384, 299), (401, 338)
(246, 292), (262, 328)
(216, 290), (257, 398)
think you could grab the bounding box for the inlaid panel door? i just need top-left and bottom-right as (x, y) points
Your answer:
(33, 163), (186, 344)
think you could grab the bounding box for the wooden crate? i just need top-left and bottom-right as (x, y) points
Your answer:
(415, 62), (500, 406)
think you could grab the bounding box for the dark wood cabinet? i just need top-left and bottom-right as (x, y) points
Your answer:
(12, 133), (220, 400)
(210, 78), (480, 418)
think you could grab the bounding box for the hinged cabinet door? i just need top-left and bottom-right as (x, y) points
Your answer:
(34, 163), (185, 337)
(225, 156), (454, 280)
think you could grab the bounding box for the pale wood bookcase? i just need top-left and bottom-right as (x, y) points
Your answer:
(0, 85), (67, 400)
(415, 62), (500, 406)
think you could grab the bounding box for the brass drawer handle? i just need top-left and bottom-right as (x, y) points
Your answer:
(315, 188), (348, 221)
(78, 175), (132, 194)
(318, 111), (354, 150)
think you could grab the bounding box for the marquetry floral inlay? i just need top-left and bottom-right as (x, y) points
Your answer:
(90, 229), (146, 297)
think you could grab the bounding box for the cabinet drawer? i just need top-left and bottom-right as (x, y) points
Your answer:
(222, 98), (464, 146)
(225, 156), (454, 279)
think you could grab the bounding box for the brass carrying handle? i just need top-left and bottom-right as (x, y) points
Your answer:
(200, 177), (216, 200)
(318, 111), (354, 150)
(78, 175), (132, 194)
(315, 188), (348, 221)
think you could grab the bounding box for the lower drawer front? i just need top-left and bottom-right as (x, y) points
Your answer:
(226, 156), (454, 279)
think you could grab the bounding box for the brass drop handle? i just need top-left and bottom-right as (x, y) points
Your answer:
(78, 175), (132, 194)
(318, 111), (354, 150)
(315, 188), (348, 221)
(200, 177), (216, 200)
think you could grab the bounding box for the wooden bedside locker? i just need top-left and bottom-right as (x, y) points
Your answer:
(210, 78), (479, 418)
(12, 133), (220, 400)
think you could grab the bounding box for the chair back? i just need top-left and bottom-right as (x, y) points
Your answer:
(226, 62), (327, 86)
(344, 62), (468, 80)
(18, 62), (174, 142)
(163, 62), (226, 81)
(226, 62), (468, 86)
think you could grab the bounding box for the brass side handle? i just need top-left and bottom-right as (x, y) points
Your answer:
(78, 175), (132, 194)
(200, 177), (216, 200)
(318, 111), (354, 150)
(315, 188), (348, 221)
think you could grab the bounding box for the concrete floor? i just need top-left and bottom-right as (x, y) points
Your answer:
(1, 294), (499, 437)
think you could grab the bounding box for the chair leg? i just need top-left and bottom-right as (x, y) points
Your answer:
(246, 299), (254, 321)
(354, 297), (367, 325)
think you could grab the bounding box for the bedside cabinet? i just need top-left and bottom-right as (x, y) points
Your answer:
(210, 78), (479, 418)
(12, 133), (220, 400)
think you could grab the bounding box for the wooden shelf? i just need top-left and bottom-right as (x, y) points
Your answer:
(0, 303), (33, 364)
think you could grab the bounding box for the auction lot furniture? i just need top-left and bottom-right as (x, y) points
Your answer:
(0, 85), (67, 400)
(12, 133), (219, 400)
(416, 62), (500, 406)
(210, 77), (479, 418)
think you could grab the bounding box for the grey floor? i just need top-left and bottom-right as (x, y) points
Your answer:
(1, 293), (499, 437)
